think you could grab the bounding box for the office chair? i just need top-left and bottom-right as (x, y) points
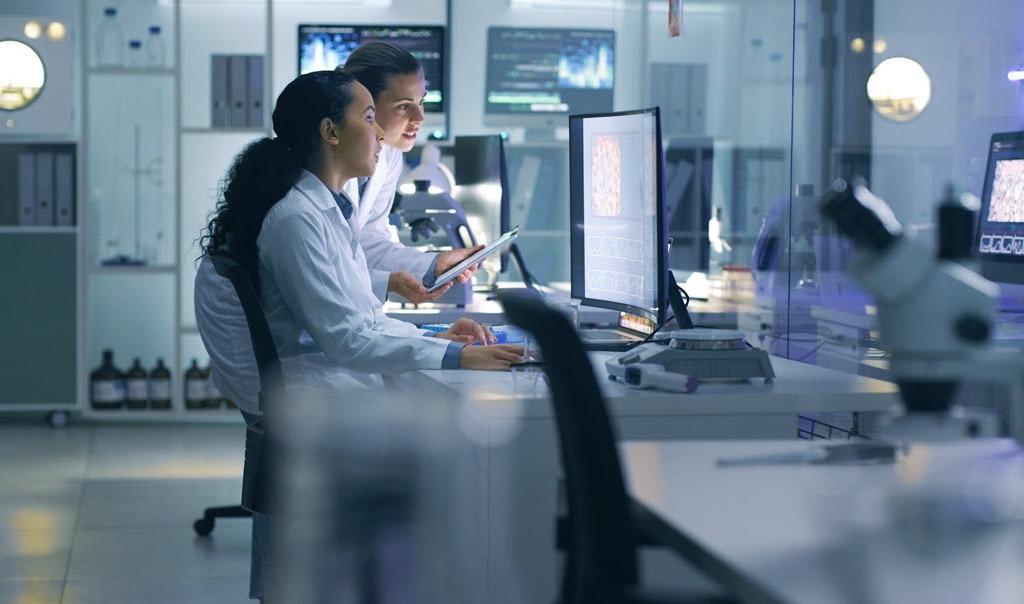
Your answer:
(193, 253), (278, 536)
(497, 291), (735, 604)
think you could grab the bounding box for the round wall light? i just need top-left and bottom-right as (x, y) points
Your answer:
(0, 39), (46, 111)
(866, 57), (931, 122)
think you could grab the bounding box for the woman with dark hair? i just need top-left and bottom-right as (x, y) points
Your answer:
(197, 69), (521, 402)
(195, 68), (521, 602)
(341, 41), (482, 304)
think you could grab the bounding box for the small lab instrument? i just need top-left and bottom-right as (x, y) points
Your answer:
(606, 328), (775, 391)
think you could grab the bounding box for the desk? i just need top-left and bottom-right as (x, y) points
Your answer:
(402, 356), (902, 603)
(622, 439), (1024, 604)
(416, 354), (901, 436)
(384, 290), (740, 329)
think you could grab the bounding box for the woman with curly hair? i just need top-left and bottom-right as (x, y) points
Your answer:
(194, 68), (522, 602)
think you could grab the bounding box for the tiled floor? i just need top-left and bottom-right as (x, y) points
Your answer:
(0, 415), (254, 604)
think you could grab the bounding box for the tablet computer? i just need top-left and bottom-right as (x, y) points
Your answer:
(426, 226), (520, 293)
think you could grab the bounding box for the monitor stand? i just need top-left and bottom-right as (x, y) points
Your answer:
(509, 243), (539, 291)
(483, 244), (541, 299)
(995, 282), (1024, 313)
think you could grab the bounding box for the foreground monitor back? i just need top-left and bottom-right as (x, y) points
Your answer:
(975, 130), (1024, 291)
(569, 107), (668, 325)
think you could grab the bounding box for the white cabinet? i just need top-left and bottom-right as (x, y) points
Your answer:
(82, 0), (267, 417)
(0, 6), (79, 423)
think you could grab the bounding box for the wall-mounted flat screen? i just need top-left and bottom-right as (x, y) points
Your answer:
(298, 24), (446, 117)
(484, 26), (614, 132)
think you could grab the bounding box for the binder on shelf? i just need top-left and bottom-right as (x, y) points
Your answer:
(228, 54), (248, 128)
(34, 152), (54, 227)
(54, 152), (74, 227)
(17, 152), (35, 226)
(246, 55), (264, 128)
(211, 54), (230, 128)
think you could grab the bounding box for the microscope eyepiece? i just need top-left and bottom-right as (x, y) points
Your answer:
(820, 178), (903, 253)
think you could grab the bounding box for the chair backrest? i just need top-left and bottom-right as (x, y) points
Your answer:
(497, 291), (640, 604)
(196, 253), (282, 513)
(207, 254), (283, 412)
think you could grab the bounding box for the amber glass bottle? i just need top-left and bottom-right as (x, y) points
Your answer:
(90, 349), (125, 410)
(125, 358), (148, 409)
(184, 359), (207, 410)
(149, 358), (172, 410)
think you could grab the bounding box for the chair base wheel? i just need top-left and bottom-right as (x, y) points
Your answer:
(193, 517), (214, 536)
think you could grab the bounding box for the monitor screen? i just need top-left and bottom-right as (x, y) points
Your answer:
(975, 130), (1024, 287)
(298, 24), (446, 137)
(569, 107), (668, 325)
(484, 27), (615, 132)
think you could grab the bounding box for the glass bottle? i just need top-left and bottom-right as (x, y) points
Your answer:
(184, 359), (207, 410)
(126, 39), (144, 68)
(203, 362), (223, 409)
(149, 358), (172, 410)
(144, 25), (165, 68)
(125, 358), (149, 409)
(95, 7), (123, 67)
(90, 349), (125, 410)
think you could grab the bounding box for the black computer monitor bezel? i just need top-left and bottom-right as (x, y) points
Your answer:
(483, 26), (616, 132)
(975, 130), (1024, 286)
(568, 106), (669, 326)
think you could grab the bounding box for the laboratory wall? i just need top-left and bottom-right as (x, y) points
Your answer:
(2, 0), (1024, 413)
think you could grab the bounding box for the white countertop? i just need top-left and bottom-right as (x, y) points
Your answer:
(415, 353), (901, 419)
(621, 438), (1024, 604)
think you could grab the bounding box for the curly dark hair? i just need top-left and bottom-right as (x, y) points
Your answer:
(340, 41), (421, 100)
(199, 70), (357, 287)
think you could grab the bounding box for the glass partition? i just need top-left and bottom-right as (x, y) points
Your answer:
(442, 0), (1024, 383)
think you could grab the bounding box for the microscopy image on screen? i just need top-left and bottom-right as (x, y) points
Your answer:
(579, 121), (653, 306)
(987, 158), (1024, 223)
(591, 135), (622, 217)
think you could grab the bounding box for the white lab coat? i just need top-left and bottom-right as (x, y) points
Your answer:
(343, 145), (434, 301)
(257, 170), (450, 393)
(194, 256), (263, 415)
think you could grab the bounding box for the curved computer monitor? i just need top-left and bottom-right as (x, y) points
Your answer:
(298, 24), (447, 139)
(484, 26), (615, 138)
(569, 107), (668, 326)
(975, 130), (1024, 302)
